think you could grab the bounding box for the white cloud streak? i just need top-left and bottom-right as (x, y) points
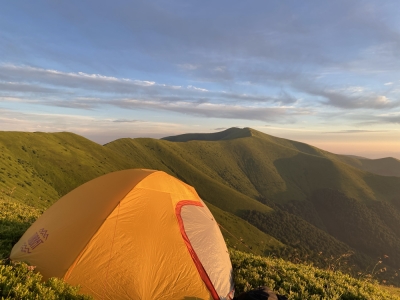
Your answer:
(1, 63), (399, 127)
(0, 64), (313, 123)
(112, 99), (308, 122)
(325, 129), (387, 134)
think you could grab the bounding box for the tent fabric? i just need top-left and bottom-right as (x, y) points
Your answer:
(10, 169), (234, 300)
(180, 202), (234, 298)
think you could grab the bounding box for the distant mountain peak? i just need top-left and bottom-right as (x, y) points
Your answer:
(161, 127), (253, 142)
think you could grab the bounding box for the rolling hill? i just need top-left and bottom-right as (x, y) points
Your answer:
(107, 128), (400, 281)
(1, 127), (400, 286)
(0, 131), (280, 257)
(336, 155), (400, 177)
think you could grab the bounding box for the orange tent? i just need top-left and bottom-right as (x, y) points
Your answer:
(11, 169), (234, 300)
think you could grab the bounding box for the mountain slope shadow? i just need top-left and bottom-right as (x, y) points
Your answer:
(310, 188), (400, 269)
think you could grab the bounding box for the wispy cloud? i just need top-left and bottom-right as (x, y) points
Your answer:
(0, 64), (314, 122)
(0, 64), (281, 103)
(112, 119), (142, 123)
(0, 81), (56, 93)
(376, 114), (400, 124)
(325, 129), (387, 134)
(322, 93), (397, 109)
(0, 64), (169, 94)
(2, 62), (400, 131)
(291, 79), (400, 109)
(187, 85), (208, 92)
(345, 112), (400, 126)
(112, 99), (310, 122)
(179, 64), (199, 70)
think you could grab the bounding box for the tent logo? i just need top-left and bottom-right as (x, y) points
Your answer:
(20, 228), (49, 253)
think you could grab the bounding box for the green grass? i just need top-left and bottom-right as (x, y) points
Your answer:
(0, 260), (92, 299)
(381, 285), (400, 297)
(105, 137), (272, 215)
(109, 128), (400, 206)
(335, 155), (400, 177)
(0, 131), (134, 208)
(0, 199), (43, 259)
(0, 196), (91, 299)
(206, 202), (285, 255)
(231, 250), (400, 299)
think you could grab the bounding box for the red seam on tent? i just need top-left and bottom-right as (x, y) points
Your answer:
(175, 200), (220, 300)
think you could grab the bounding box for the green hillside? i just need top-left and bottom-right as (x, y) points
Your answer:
(162, 126), (252, 142)
(337, 155), (400, 177)
(231, 250), (400, 299)
(164, 126), (400, 177)
(0, 200), (43, 258)
(1, 128), (400, 287)
(0, 132), (133, 208)
(107, 128), (400, 216)
(206, 202), (284, 255)
(311, 189), (400, 266)
(105, 128), (400, 282)
(105, 137), (272, 215)
(0, 131), (276, 258)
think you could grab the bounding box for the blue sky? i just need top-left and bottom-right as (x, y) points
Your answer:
(1, 1), (399, 158)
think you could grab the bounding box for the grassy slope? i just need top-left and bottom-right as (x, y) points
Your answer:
(0, 260), (92, 299)
(0, 200), (43, 258)
(111, 128), (400, 207)
(382, 285), (400, 297)
(206, 202), (284, 255)
(123, 128), (400, 279)
(162, 126), (253, 142)
(0, 132), (134, 208)
(104, 137), (283, 253)
(336, 155), (400, 177)
(0, 131), (279, 257)
(231, 250), (400, 299)
(105, 137), (272, 215)
(166, 126), (400, 178)
(311, 189), (400, 268)
(3, 129), (399, 267)
(1, 199), (93, 299)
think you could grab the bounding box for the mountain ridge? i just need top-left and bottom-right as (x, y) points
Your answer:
(161, 127), (253, 142)
(162, 127), (400, 178)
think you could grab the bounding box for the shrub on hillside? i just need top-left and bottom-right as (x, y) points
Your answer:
(231, 250), (399, 300)
(0, 260), (92, 300)
(0, 199), (42, 258)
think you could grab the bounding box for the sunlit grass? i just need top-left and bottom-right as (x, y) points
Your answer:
(231, 250), (400, 300)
